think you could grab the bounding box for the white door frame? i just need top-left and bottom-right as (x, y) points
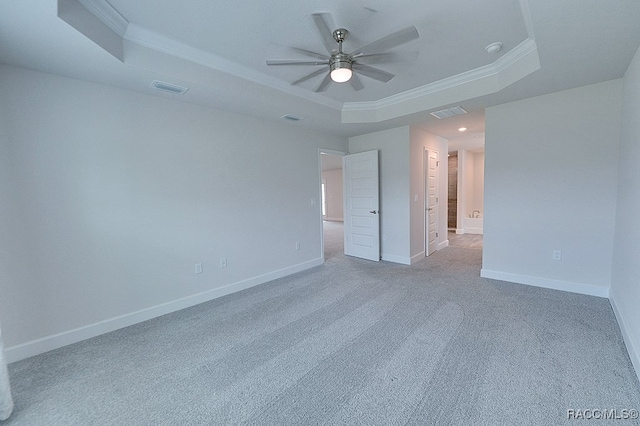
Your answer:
(318, 149), (347, 262)
(425, 148), (439, 256)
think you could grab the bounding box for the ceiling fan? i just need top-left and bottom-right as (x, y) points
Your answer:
(266, 13), (419, 92)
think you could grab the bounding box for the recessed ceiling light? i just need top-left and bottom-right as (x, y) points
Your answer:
(458, 127), (467, 132)
(486, 42), (503, 54)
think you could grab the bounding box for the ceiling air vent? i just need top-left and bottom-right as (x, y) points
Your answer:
(281, 114), (303, 122)
(150, 80), (189, 95)
(429, 106), (468, 120)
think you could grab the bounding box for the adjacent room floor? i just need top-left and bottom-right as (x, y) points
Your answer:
(448, 230), (483, 250)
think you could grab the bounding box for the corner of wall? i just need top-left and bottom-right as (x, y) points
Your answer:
(609, 294), (640, 383)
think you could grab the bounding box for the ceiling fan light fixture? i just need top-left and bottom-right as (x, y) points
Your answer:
(330, 67), (352, 83)
(330, 55), (353, 83)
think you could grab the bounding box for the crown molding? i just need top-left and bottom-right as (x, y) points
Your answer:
(78, 0), (128, 37)
(66, 0), (538, 124)
(70, 0), (342, 110)
(341, 38), (540, 123)
(518, 0), (536, 40)
(123, 24), (343, 110)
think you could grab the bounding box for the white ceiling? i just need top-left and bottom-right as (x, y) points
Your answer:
(1, 0), (639, 140)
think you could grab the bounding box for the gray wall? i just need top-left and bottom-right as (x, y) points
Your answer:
(610, 45), (640, 378)
(0, 65), (346, 361)
(482, 79), (622, 297)
(349, 127), (411, 264)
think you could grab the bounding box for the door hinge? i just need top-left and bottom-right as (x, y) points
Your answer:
(436, 232), (439, 238)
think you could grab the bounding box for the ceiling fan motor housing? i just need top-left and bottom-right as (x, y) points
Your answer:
(330, 53), (352, 71)
(332, 28), (348, 43)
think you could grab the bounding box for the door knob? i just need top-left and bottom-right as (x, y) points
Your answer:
(369, 210), (378, 214)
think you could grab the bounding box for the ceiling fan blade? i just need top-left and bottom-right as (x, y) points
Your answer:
(349, 73), (364, 91)
(312, 13), (338, 53)
(352, 51), (419, 64)
(291, 68), (328, 86)
(314, 72), (333, 92)
(353, 63), (395, 82)
(289, 47), (330, 61)
(266, 59), (329, 66)
(350, 26), (419, 56)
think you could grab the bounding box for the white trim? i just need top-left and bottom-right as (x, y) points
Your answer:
(424, 148), (440, 257)
(480, 269), (610, 298)
(124, 24), (342, 111)
(5, 258), (323, 363)
(609, 296), (640, 383)
(78, 0), (129, 37)
(455, 228), (465, 234)
(341, 38), (539, 123)
(344, 39), (537, 112)
(75, 1), (538, 121)
(464, 227), (483, 235)
(323, 217), (343, 222)
(518, 0), (536, 40)
(411, 251), (425, 264)
(381, 254), (411, 265)
(437, 240), (449, 251)
(320, 149), (349, 157)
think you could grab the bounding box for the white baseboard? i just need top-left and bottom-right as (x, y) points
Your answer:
(609, 295), (640, 384)
(5, 258), (324, 363)
(455, 228), (465, 234)
(323, 217), (343, 222)
(464, 227), (483, 235)
(381, 253), (411, 265)
(410, 251), (425, 264)
(480, 269), (610, 298)
(411, 241), (448, 263)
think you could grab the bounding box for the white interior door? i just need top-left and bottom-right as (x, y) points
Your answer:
(425, 149), (438, 256)
(343, 150), (380, 261)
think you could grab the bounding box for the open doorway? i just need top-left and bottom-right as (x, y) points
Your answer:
(447, 129), (485, 250)
(320, 150), (346, 261)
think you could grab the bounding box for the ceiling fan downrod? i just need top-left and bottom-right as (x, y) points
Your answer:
(330, 28), (352, 82)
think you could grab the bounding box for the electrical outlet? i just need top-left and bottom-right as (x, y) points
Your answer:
(195, 263), (203, 275)
(220, 257), (227, 268)
(553, 250), (562, 261)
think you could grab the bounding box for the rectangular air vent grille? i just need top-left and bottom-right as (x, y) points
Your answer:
(429, 106), (468, 119)
(150, 80), (189, 95)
